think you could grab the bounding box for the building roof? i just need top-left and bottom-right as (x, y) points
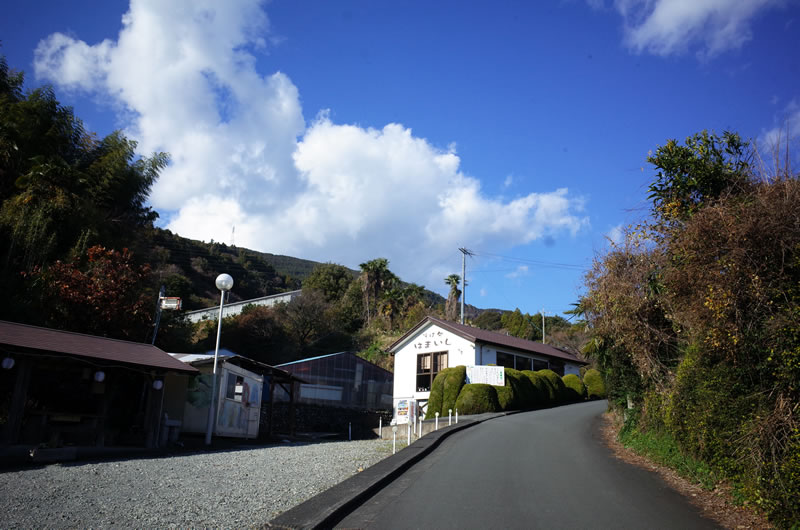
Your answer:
(277, 351), (393, 376)
(0, 320), (198, 373)
(389, 316), (587, 365)
(170, 350), (306, 383)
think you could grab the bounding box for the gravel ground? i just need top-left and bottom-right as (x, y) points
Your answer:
(0, 439), (398, 528)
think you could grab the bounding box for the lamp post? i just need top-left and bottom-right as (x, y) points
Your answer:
(205, 273), (234, 445)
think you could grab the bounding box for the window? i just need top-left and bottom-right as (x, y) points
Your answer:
(496, 351), (515, 369)
(416, 351), (447, 392)
(533, 359), (549, 371)
(226, 373), (245, 402)
(516, 356), (532, 371)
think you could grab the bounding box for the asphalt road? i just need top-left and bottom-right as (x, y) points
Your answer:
(335, 400), (719, 529)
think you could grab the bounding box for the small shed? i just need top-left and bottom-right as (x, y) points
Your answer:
(170, 350), (306, 438)
(0, 320), (197, 449)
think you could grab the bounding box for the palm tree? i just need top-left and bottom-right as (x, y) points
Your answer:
(444, 274), (461, 321)
(402, 283), (426, 311)
(359, 258), (393, 324)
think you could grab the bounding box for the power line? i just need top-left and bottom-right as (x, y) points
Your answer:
(469, 250), (586, 271)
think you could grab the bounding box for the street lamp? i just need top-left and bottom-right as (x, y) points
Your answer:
(205, 273), (234, 445)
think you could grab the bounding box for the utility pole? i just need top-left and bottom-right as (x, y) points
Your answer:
(458, 248), (474, 324)
(542, 309), (546, 344)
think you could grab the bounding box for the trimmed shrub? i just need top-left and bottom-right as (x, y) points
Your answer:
(562, 373), (587, 402)
(425, 366), (466, 419)
(425, 369), (447, 419)
(505, 368), (536, 410)
(496, 385), (515, 411)
(537, 369), (568, 404)
(521, 370), (549, 408)
(442, 365), (467, 416)
(583, 368), (606, 399)
(455, 384), (501, 415)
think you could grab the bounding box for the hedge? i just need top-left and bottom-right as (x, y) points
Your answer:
(443, 365), (467, 416)
(505, 368), (536, 410)
(562, 373), (587, 402)
(536, 369), (568, 404)
(425, 370), (447, 419)
(583, 368), (606, 399)
(425, 366), (467, 419)
(454, 384), (501, 415)
(521, 370), (550, 408)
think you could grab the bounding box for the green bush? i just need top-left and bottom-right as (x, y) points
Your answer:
(424, 366), (466, 419)
(443, 365), (466, 416)
(521, 370), (549, 407)
(583, 368), (606, 399)
(425, 370), (447, 420)
(505, 368), (536, 410)
(454, 384), (501, 415)
(562, 373), (587, 402)
(537, 369), (568, 404)
(496, 385), (515, 411)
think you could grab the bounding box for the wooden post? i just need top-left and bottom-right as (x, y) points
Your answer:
(289, 380), (297, 436)
(2, 357), (32, 445)
(268, 375), (276, 437)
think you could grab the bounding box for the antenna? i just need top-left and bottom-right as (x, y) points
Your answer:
(231, 225), (235, 247)
(458, 247), (474, 324)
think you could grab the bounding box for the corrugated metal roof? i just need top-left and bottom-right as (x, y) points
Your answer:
(170, 350), (306, 383)
(276, 351), (345, 366)
(389, 316), (587, 365)
(0, 320), (197, 373)
(276, 351), (393, 376)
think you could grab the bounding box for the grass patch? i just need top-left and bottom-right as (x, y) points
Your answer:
(619, 422), (717, 491)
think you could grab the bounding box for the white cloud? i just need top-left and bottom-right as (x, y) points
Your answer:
(758, 99), (800, 176)
(606, 224), (625, 245)
(33, 0), (588, 294)
(505, 265), (530, 279)
(612, 0), (783, 58)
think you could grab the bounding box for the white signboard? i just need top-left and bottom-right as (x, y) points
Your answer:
(466, 365), (505, 386)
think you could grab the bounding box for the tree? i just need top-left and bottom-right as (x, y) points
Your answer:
(359, 258), (396, 324)
(0, 56), (167, 321)
(500, 308), (539, 341)
(647, 130), (751, 223)
(277, 289), (331, 351)
(444, 274), (461, 321)
(472, 310), (503, 331)
(29, 245), (153, 340)
(303, 262), (355, 302)
(582, 131), (800, 525)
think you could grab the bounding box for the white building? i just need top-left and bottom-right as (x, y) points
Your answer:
(388, 316), (587, 418)
(184, 290), (302, 323)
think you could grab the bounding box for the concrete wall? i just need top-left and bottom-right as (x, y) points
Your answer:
(185, 290), (301, 323)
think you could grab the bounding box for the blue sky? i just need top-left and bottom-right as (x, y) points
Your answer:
(2, 0), (799, 317)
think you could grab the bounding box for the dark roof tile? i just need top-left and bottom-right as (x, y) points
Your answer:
(0, 320), (197, 373)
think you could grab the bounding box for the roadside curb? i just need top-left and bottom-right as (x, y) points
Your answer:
(266, 411), (515, 530)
